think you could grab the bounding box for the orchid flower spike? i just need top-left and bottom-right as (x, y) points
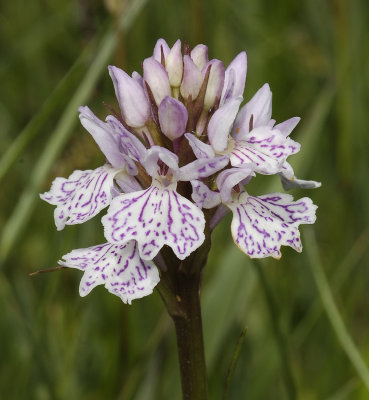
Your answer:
(41, 38), (320, 304)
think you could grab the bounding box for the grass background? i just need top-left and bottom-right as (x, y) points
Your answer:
(1, 0), (369, 398)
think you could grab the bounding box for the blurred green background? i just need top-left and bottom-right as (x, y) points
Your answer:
(1, 0), (369, 399)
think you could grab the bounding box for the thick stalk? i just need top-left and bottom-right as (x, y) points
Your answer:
(171, 271), (208, 400)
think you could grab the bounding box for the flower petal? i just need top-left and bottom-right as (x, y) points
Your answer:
(203, 59), (225, 109)
(143, 57), (171, 106)
(40, 165), (117, 230)
(102, 180), (205, 260)
(178, 156), (229, 181)
(274, 117), (300, 138)
(106, 115), (147, 162)
(185, 133), (215, 159)
(142, 146), (179, 179)
(166, 39), (183, 87)
(221, 51), (247, 104)
(191, 180), (221, 209)
(227, 192), (317, 258)
(216, 167), (254, 203)
(59, 241), (160, 304)
(208, 97), (243, 153)
(191, 44), (208, 70)
(153, 38), (170, 62)
(233, 83), (272, 140)
(108, 66), (150, 127)
(79, 106), (125, 168)
(158, 96), (188, 140)
(180, 55), (203, 100)
(279, 162), (321, 190)
(230, 126), (300, 174)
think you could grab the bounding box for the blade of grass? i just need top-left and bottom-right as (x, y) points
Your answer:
(304, 227), (369, 391)
(292, 228), (369, 349)
(222, 326), (248, 400)
(252, 260), (297, 400)
(0, 26), (99, 184)
(0, 0), (149, 264)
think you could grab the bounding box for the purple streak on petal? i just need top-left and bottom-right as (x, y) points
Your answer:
(153, 38), (170, 62)
(106, 115), (147, 162)
(143, 57), (171, 106)
(191, 44), (208, 70)
(216, 167), (254, 203)
(180, 55), (203, 100)
(142, 146), (179, 179)
(79, 106), (125, 168)
(102, 180), (205, 260)
(40, 166), (117, 230)
(158, 96), (188, 140)
(184, 133), (215, 159)
(208, 97), (243, 152)
(108, 66), (150, 127)
(166, 39), (183, 87)
(221, 51), (247, 104)
(59, 241), (159, 304)
(190, 180), (221, 209)
(227, 192), (317, 258)
(233, 83), (272, 140)
(178, 155), (229, 181)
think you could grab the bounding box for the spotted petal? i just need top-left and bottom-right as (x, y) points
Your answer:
(191, 180), (221, 209)
(227, 192), (317, 258)
(102, 180), (205, 260)
(230, 126), (300, 174)
(59, 241), (160, 304)
(41, 165), (117, 230)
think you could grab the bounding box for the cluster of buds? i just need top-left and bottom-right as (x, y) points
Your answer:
(41, 39), (320, 304)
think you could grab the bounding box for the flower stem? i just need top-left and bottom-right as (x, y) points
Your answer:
(171, 271), (208, 400)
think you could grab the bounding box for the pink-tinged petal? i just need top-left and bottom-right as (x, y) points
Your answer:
(106, 115), (147, 162)
(180, 55), (203, 100)
(143, 57), (171, 106)
(190, 180), (221, 209)
(203, 59), (225, 109)
(227, 192), (317, 259)
(208, 97), (243, 153)
(221, 51), (247, 104)
(142, 146), (179, 179)
(185, 133), (215, 159)
(233, 83), (272, 140)
(158, 96), (188, 140)
(166, 39), (183, 87)
(102, 180), (205, 260)
(153, 38), (170, 62)
(216, 167), (254, 203)
(274, 117), (300, 137)
(79, 106), (125, 168)
(230, 126), (301, 174)
(279, 163), (321, 190)
(191, 44), (208, 70)
(59, 241), (159, 304)
(178, 155), (229, 181)
(115, 171), (142, 193)
(132, 71), (144, 86)
(40, 165), (117, 230)
(108, 66), (150, 127)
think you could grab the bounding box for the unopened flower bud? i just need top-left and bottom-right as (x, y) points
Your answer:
(108, 66), (150, 127)
(158, 96), (188, 140)
(143, 57), (171, 106)
(166, 39), (183, 87)
(180, 55), (203, 100)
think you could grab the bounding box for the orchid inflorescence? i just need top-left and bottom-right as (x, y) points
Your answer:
(41, 39), (320, 305)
